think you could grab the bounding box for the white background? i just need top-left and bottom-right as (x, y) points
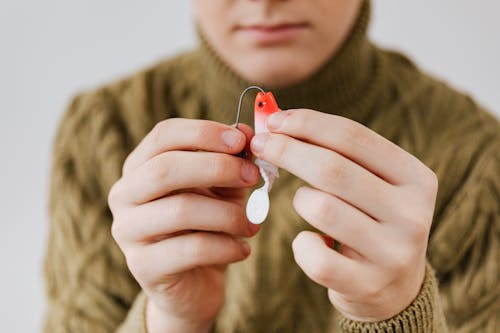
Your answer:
(1, 1), (499, 331)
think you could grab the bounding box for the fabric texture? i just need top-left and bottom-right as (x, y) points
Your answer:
(44, 1), (499, 332)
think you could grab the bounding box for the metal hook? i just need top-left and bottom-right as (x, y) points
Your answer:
(235, 85), (265, 129)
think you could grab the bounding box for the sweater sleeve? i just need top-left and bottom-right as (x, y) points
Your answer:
(116, 292), (148, 333)
(336, 129), (499, 332)
(337, 262), (448, 332)
(43, 91), (147, 332)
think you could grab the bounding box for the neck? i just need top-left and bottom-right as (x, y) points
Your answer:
(195, 0), (385, 127)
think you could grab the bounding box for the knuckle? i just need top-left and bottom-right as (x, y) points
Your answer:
(398, 212), (414, 228)
(289, 109), (307, 130)
(398, 203), (432, 240)
(269, 135), (289, 164)
(107, 180), (123, 209)
(171, 195), (191, 221)
(414, 166), (438, 193)
(187, 235), (209, 261)
(191, 121), (211, 143)
(150, 119), (174, 147)
(424, 169), (439, 194)
(150, 121), (166, 147)
(408, 220), (430, 243)
(314, 195), (336, 222)
(320, 157), (348, 186)
(341, 120), (370, 149)
(210, 154), (232, 180)
(110, 212), (135, 245)
(388, 249), (412, 275)
(149, 154), (172, 184)
(397, 202), (422, 225)
(227, 204), (246, 234)
(292, 188), (305, 211)
(361, 281), (384, 300)
(126, 250), (145, 276)
(227, 236), (244, 257)
(122, 155), (133, 176)
(110, 220), (123, 241)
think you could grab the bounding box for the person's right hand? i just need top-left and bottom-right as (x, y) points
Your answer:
(108, 119), (261, 333)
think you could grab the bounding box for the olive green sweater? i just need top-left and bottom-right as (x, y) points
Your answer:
(44, 2), (499, 332)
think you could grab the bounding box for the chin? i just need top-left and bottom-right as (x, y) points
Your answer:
(233, 49), (316, 88)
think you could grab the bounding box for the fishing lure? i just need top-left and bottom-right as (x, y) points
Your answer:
(235, 86), (280, 224)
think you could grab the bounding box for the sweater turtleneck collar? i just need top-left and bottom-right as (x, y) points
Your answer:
(195, 0), (384, 126)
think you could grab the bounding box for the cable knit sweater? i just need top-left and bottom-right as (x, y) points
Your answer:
(44, 2), (499, 332)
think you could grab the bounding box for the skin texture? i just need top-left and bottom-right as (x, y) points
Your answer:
(251, 109), (437, 321)
(193, 0), (363, 88)
(109, 0), (438, 331)
(109, 120), (261, 333)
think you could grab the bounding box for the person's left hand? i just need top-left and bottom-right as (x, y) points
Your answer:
(249, 109), (438, 322)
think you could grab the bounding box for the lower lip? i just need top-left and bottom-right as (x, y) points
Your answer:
(238, 24), (308, 45)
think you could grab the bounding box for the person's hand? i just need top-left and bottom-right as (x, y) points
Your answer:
(108, 119), (261, 333)
(250, 109), (438, 322)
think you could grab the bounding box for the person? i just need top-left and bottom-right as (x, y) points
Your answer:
(44, 1), (499, 332)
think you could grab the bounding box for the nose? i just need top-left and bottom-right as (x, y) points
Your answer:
(245, 0), (290, 16)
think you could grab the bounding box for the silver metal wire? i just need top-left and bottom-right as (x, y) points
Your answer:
(235, 85), (264, 129)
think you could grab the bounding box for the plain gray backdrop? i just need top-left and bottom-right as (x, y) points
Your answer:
(1, 1), (499, 331)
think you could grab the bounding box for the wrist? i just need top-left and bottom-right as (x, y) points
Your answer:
(331, 257), (427, 322)
(338, 262), (446, 332)
(146, 298), (213, 333)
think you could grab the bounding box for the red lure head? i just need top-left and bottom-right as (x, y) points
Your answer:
(254, 92), (279, 116)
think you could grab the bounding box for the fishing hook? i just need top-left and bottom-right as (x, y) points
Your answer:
(234, 85), (265, 129)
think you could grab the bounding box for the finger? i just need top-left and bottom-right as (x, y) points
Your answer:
(133, 232), (250, 281)
(292, 231), (361, 294)
(123, 151), (260, 204)
(124, 119), (249, 175)
(293, 186), (382, 259)
(251, 133), (398, 221)
(266, 109), (429, 185)
(116, 193), (259, 242)
(320, 235), (364, 261)
(233, 123), (255, 159)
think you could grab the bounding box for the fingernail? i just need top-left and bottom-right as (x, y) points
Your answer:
(222, 130), (242, 148)
(241, 161), (258, 183)
(267, 111), (287, 129)
(251, 133), (268, 153)
(237, 239), (251, 256)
